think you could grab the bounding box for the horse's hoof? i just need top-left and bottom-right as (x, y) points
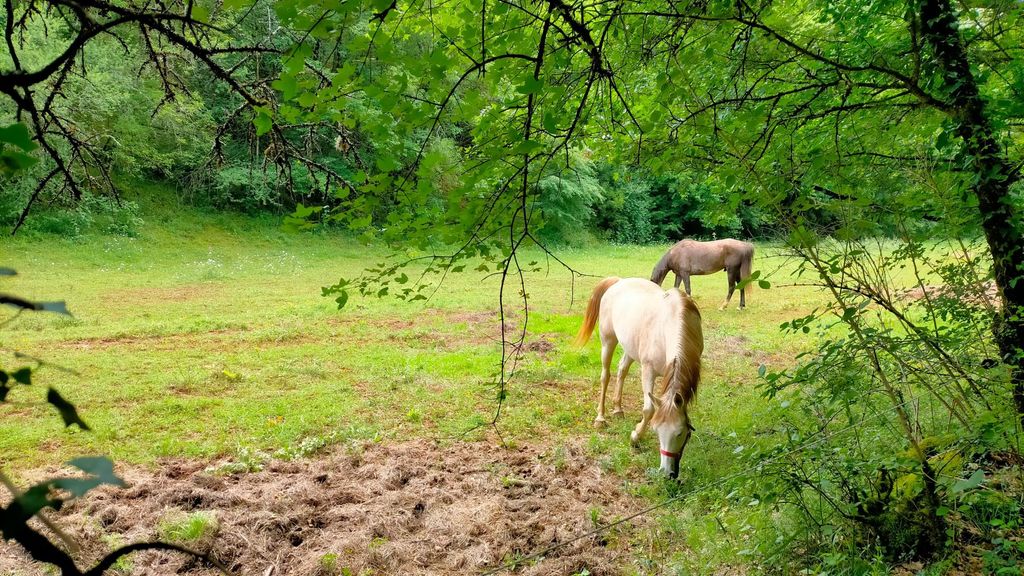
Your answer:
(594, 418), (607, 429)
(630, 431), (641, 445)
(612, 409), (625, 418)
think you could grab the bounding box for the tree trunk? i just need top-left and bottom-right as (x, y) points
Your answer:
(917, 0), (1024, 424)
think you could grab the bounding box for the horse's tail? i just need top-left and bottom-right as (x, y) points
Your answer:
(573, 277), (620, 347)
(650, 249), (673, 286)
(740, 242), (755, 297)
(674, 293), (703, 408)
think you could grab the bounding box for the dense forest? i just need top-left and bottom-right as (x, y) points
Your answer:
(2, 0), (1024, 573)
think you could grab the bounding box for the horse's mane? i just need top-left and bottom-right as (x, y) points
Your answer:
(654, 291), (702, 422)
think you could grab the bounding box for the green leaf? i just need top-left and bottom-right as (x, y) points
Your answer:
(272, 75), (299, 100)
(951, 469), (985, 494)
(395, 273), (409, 284)
(736, 270), (761, 291)
(516, 77), (545, 95)
(15, 458), (123, 519)
(39, 301), (70, 315)
(47, 388), (90, 430)
(1, 149), (39, 173)
(65, 456), (125, 494)
(376, 155), (401, 172)
(757, 280), (771, 289)
(254, 111), (273, 137)
(512, 140), (544, 156)
(16, 484), (62, 518)
(292, 203), (322, 218)
(297, 92), (317, 108)
(0, 123), (37, 151)
(190, 4), (209, 22)
(12, 367), (30, 385)
(335, 291), (349, 310)
(543, 112), (558, 133)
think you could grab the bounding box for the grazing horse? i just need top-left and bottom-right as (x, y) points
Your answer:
(574, 277), (703, 478)
(650, 239), (755, 310)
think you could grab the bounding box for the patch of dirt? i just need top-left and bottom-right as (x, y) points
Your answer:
(110, 283), (224, 305)
(711, 335), (752, 358)
(434, 309), (497, 326)
(525, 335), (556, 355)
(55, 326), (334, 353)
(56, 328), (244, 352)
(900, 281), (1000, 308)
(0, 440), (644, 576)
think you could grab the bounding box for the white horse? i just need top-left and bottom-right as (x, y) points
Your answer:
(574, 277), (704, 478)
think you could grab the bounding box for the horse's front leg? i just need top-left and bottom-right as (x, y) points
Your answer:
(595, 339), (617, 428)
(631, 365), (656, 445)
(612, 354), (634, 417)
(675, 273), (692, 295)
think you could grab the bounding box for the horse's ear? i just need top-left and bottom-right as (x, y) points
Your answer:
(648, 392), (662, 408)
(673, 392), (684, 407)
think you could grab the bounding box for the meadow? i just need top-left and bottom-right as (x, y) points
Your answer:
(1, 202), (847, 574)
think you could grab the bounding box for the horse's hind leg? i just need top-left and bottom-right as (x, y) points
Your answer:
(594, 336), (617, 428)
(611, 354), (633, 417)
(630, 364), (657, 445)
(720, 268), (738, 310)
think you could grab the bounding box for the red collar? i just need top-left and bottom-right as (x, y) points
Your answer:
(660, 449), (680, 459)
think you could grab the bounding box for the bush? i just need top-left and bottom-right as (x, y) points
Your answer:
(0, 179), (143, 237)
(591, 164), (772, 244)
(608, 179), (655, 244)
(533, 153), (605, 246)
(210, 164), (281, 211)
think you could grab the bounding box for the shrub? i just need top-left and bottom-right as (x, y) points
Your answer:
(533, 155), (605, 246)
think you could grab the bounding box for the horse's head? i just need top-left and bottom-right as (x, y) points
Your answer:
(649, 391), (693, 478)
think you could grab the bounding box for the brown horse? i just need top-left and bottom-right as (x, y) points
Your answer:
(574, 277), (703, 478)
(650, 239), (755, 310)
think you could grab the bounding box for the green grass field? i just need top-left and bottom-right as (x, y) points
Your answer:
(2, 202), (838, 572)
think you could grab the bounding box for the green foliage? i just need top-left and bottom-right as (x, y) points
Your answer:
(317, 552), (342, 576)
(158, 511), (219, 543)
(604, 177), (655, 244)
(532, 152), (604, 245)
(749, 234), (1021, 568)
(0, 192), (143, 238)
(210, 164), (282, 211)
(0, 123), (39, 175)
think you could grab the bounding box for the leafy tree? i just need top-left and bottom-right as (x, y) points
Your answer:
(0, 0), (354, 229)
